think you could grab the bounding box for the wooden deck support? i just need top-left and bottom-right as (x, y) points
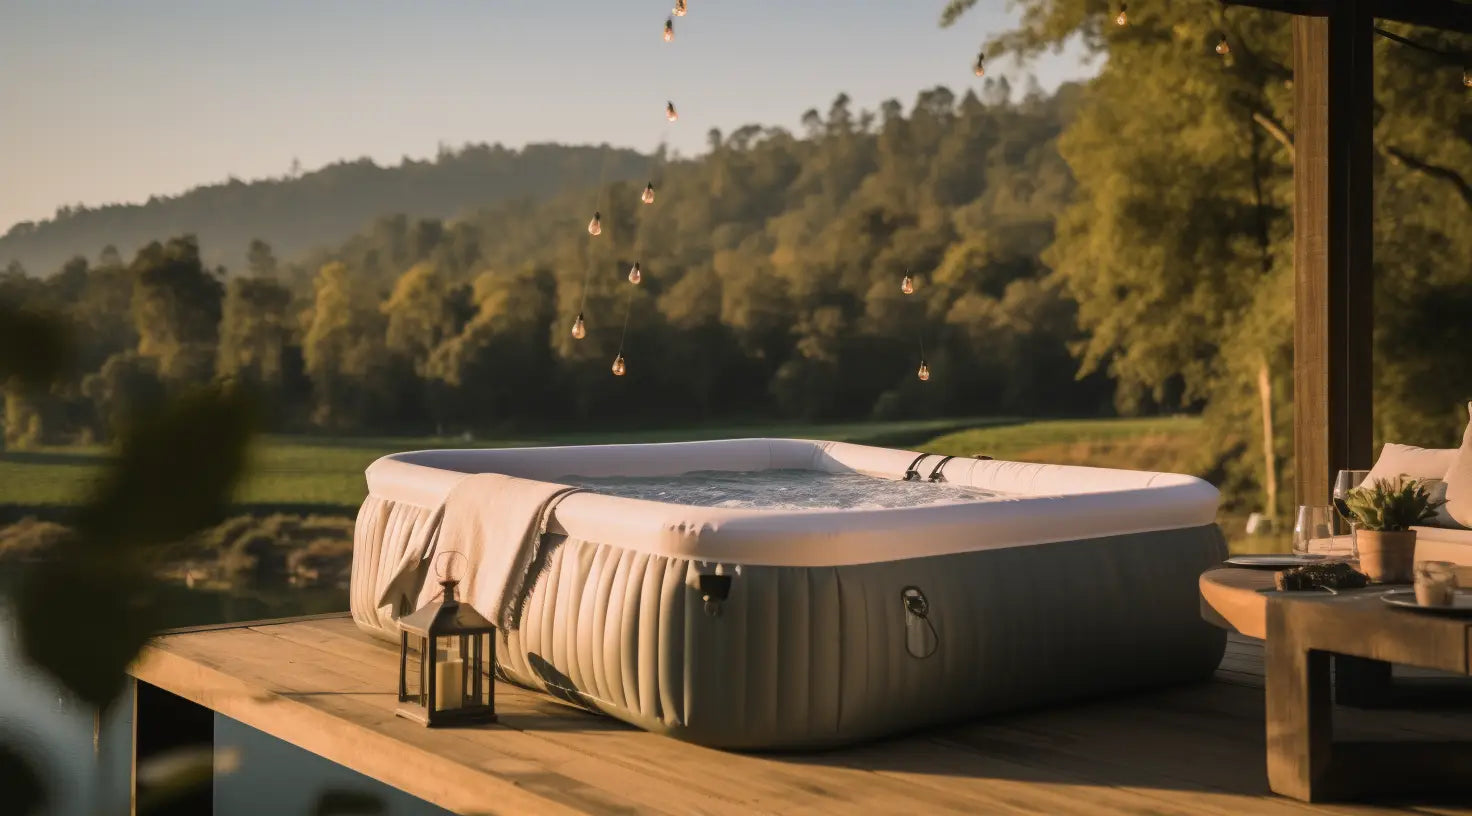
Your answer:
(132, 678), (215, 815)
(125, 614), (1472, 814)
(1291, 1), (1376, 507)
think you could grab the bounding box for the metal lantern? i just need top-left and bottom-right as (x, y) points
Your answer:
(396, 552), (497, 727)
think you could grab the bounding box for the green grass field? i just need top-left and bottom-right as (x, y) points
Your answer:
(0, 416), (1209, 511)
(0, 416), (1018, 511)
(0, 414), (1283, 551)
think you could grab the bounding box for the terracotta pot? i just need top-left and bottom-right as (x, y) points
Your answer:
(1357, 529), (1417, 583)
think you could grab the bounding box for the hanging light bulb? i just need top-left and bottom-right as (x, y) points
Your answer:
(629, 262), (642, 285)
(571, 313), (586, 340)
(641, 182), (656, 204)
(673, 0), (687, 16)
(1115, 3), (1128, 26)
(663, 18), (674, 42)
(973, 51), (986, 77)
(901, 273), (915, 295)
(588, 211), (602, 236)
(1215, 33), (1231, 56)
(917, 360), (931, 382)
(1464, 67), (1472, 88)
(612, 354), (626, 376)
(666, 101), (678, 122)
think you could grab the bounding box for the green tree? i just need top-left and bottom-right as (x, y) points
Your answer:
(217, 276), (294, 388)
(302, 261), (389, 429)
(130, 236), (224, 383)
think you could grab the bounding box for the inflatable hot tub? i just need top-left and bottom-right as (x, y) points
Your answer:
(351, 438), (1226, 749)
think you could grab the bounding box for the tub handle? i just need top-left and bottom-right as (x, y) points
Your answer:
(902, 453), (931, 481)
(902, 586), (938, 659)
(927, 456), (955, 482)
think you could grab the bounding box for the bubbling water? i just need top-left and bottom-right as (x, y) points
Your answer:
(565, 468), (1003, 510)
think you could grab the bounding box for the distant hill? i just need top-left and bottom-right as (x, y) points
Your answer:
(0, 143), (649, 275)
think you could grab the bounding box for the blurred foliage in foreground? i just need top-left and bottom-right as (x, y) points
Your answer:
(0, 303), (258, 813)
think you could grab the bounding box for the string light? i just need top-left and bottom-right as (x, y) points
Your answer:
(917, 360), (931, 382)
(629, 262), (642, 284)
(973, 51), (985, 77)
(571, 313), (587, 340)
(588, 211), (602, 236)
(901, 273), (915, 295)
(663, 18), (674, 42)
(666, 101), (678, 122)
(642, 182), (656, 204)
(1115, 3), (1128, 26)
(673, 0), (687, 16)
(612, 354), (626, 376)
(1464, 67), (1472, 88)
(1215, 33), (1231, 56)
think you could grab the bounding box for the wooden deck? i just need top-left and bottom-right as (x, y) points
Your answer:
(130, 615), (1472, 815)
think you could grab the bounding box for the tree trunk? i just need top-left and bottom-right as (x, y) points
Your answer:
(1258, 355), (1279, 519)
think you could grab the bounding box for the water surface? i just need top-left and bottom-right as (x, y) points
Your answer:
(568, 468), (1003, 510)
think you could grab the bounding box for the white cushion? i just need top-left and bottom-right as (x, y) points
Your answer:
(1444, 402), (1472, 527)
(1418, 479), (1467, 530)
(1366, 443), (1457, 485)
(1412, 523), (1472, 566)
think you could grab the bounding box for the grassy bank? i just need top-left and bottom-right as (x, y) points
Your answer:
(3, 414), (1275, 553)
(0, 417), (1005, 512)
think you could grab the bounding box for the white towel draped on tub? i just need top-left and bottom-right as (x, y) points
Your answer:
(376, 472), (581, 631)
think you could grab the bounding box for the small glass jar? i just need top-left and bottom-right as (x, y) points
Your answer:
(1414, 560), (1458, 607)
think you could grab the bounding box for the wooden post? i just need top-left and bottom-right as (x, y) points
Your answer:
(1292, 1), (1375, 508)
(133, 678), (214, 816)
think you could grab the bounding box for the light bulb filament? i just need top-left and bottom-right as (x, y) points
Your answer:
(917, 361), (931, 382)
(901, 274), (915, 295)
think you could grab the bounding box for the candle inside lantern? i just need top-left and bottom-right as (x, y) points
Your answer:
(435, 644), (464, 711)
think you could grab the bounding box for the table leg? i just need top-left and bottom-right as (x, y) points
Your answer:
(1265, 637), (1333, 800)
(1333, 655), (1391, 707)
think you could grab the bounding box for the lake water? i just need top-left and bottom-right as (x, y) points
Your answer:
(0, 583), (452, 815)
(570, 468), (1002, 510)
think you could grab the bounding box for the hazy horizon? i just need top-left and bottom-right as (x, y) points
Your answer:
(0, 0), (1094, 232)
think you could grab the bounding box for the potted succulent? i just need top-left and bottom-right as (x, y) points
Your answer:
(1342, 477), (1444, 583)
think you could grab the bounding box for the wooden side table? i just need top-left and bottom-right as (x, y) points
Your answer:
(1264, 590), (1472, 801)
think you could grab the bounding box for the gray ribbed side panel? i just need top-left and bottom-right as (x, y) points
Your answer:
(353, 519), (1228, 749)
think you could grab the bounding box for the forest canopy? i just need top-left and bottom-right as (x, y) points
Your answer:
(2, 2), (1469, 520)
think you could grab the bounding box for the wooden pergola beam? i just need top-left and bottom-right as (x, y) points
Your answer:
(1290, 0), (1377, 506)
(1226, 0), (1472, 34)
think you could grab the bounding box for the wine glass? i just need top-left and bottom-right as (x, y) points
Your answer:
(1333, 469), (1370, 555)
(1293, 505), (1336, 558)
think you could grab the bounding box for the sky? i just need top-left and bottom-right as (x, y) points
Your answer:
(0, 0), (1095, 232)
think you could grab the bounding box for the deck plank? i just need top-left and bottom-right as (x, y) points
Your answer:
(129, 616), (1472, 816)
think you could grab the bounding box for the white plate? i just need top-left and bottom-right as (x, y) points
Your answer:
(1380, 589), (1472, 616)
(1224, 554), (1329, 569)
